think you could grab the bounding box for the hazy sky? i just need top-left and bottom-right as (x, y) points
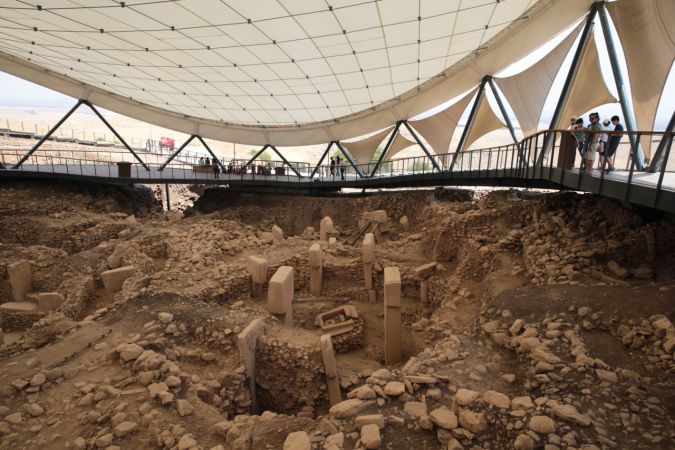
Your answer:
(1, 16), (673, 134)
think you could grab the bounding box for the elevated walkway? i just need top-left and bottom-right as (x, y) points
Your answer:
(2, 130), (674, 214)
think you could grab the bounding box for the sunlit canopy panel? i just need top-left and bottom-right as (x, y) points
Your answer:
(464, 94), (506, 150)
(608, 0), (675, 133)
(341, 127), (392, 167)
(495, 23), (581, 138)
(383, 133), (416, 162)
(0, 0), (596, 145)
(558, 34), (617, 130)
(409, 89), (475, 155)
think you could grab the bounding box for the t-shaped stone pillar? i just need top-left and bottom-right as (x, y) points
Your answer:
(272, 225), (284, 243)
(267, 266), (294, 326)
(320, 334), (342, 406)
(247, 256), (269, 297)
(308, 243), (323, 296)
(7, 260), (32, 302)
(237, 318), (265, 413)
(384, 266), (401, 366)
(362, 233), (375, 301)
(414, 262), (437, 303)
(320, 216), (334, 242)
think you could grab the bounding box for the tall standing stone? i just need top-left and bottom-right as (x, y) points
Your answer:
(320, 216), (334, 242)
(384, 267), (402, 365)
(271, 225), (284, 243)
(7, 260), (32, 302)
(308, 243), (323, 296)
(320, 334), (342, 406)
(247, 256), (269, 297)
(267, 266), (294, 326)
(362, 233), (375, 301)
(237, 319), (265, 413)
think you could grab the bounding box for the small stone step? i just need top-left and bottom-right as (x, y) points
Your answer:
(0, 302), (41, 312)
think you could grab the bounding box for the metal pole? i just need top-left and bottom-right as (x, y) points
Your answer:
(451, 78), (488, 171)
(12, 100), (84, 168)
(648, 109), (675, 173)
(310, 141), (333, 178)
(402, 121), (441, 171)
(597, 2), (643, 169)
(159, 135), (196, 170)
(487, 77), (518, 144)
(335, 141), (365, 177)
(268, 145), (302, 178)
(165, 183), (171, 211)
(369, 121), (402, 177)
(83, 101), (150, 171)
(244, 145), (269, 167)
(538, 3), (598, 165)
(196, 136), (226, 171)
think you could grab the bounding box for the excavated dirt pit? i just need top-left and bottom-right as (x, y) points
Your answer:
(0, 181), (674, 450)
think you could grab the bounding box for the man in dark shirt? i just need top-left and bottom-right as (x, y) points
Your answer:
(604, 115), (623, 173)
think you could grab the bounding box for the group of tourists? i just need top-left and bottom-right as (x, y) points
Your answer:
(329, 156), (347, 180)
(569, 113), (624, 174)
(198, 156), (222, 177)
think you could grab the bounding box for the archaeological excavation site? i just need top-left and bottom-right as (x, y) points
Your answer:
(0, 180), (673, 450)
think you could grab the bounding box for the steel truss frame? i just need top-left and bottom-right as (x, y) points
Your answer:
(159, 135), (225, 171)
(13, 99), (150, 171)
(245, 144), (302, 177)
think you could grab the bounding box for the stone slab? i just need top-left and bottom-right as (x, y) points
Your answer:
(414, 262), (437, 280)
(7, 260), (31, 302)
(267, 266), (294, 315)
(320, 334), (342, 406)
(384, 267), (401, 308)
(272, 225), (284, 242)
(362, 233), (375, 264)
(310, 267), (322, 297)
(237, 318), (265, 413)
(363, 264), (373, 290)
(320, 216), (334, 241)
(101, 266), (135, 293)
(0, 302), (40, 312)
(328, 237), (336, 249)
(37, 292), (65, 313)
(384, 266), (401, 366)
(308, 243), (322, 268)
(247, 256), (269, 285)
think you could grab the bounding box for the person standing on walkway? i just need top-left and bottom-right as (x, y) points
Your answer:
(585, 112), (602, 174)
(335, 156), (341, 178)
(330, 157), (335, 176)
(340, 159), (346, 180)
(604, 115), (623, 173)
(597, 118), (611, 169)
(573, 118), (585, 165)
(212, 157), (220, 178)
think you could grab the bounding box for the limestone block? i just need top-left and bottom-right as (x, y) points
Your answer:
(320, 334), (342, 406)
(308, 243), (323, 268)
(7, 260), (32, 301)
(362, 210), (389, 231)
(363, 264), (373, 290)
(320, 216), (335, 241)
(283, 431), (310, 450)
(107, 243), (132, 269)
(384, 267), (401, 366)
(399, 215), (409, 231)
(420, 280), (429, 303)
(272, 225), (284, 242)
(101, 266), (135, 293)
(267, 266), (294, 315)
(247, 256), (269, 284)
(238, 319), (265, 412)
(414, 262), (437, 280)
(328, 237), (336, 249)
(0, 302), (39, 312)
(37, 292), (65, 313)
(362, 233), (375, 263)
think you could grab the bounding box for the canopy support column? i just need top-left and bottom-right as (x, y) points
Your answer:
(245, 145), (270, 167)
(597, 2), (643, 169)
(159, 135), (196, 171)
(451, 77), (488, 171)
(12, 99), (84, 169)
(539, 3), (597, 166)
(487, 76), (525, 166)
(648, 109), (675, 173)
(369, 121), (402, 177)
(335, 141), (365, 177)
(268, 144), (302, 178)
(83, 101), (150, 171)
(402, 121), (441, 171)
(310, 141), (334, 178)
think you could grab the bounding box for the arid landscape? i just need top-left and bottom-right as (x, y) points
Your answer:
(0, 178), (673, 450)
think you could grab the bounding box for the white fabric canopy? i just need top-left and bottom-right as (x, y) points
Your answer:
(0, 0), (598, 145)
(608, 0), (675, 136)
(409, 89), (476, 156)
(465, 94), (506, 150)
(558, 34), (617, 128)
(496, 23), (581, 137)
(383, 133), (416, 162)
(341, 127), (393, 167)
